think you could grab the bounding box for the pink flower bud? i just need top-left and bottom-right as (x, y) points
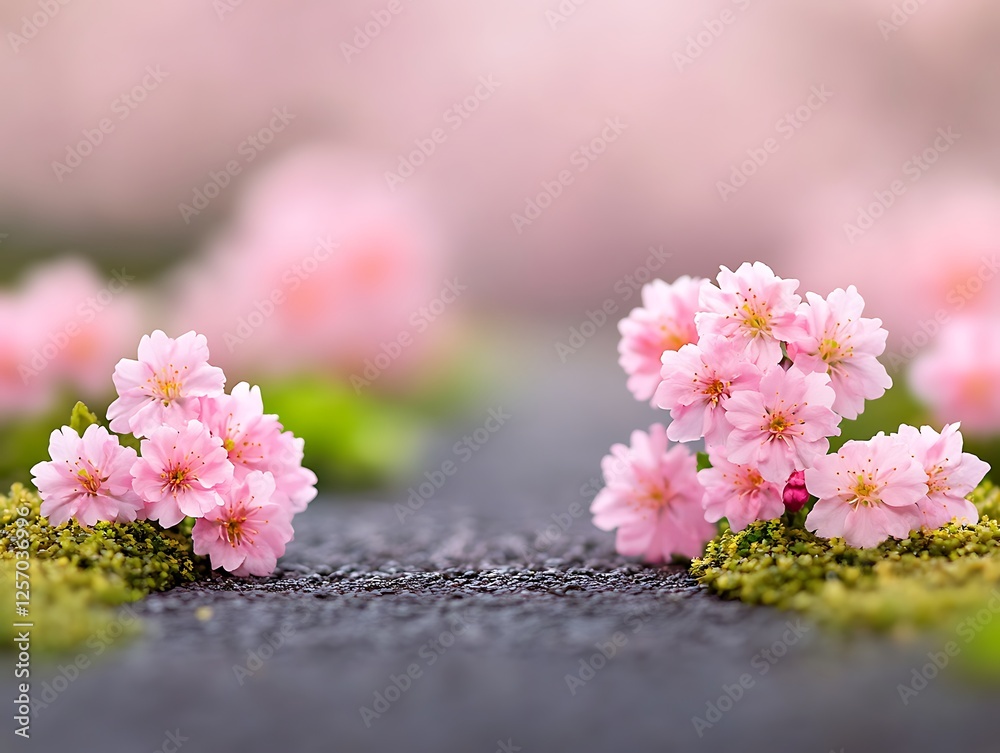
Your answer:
(782, 470), (809, 513)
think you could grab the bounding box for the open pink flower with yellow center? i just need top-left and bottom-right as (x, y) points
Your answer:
(108, 330), (226, 438)
(30, 425), (143, 526)
(698, 452), (785, 532)
(199, 382), (281, 475)
(591, 424), (715, 562)
(618, 277), (706, 403)
(192, 471), (294, 577)
(805, 436), (928, 548)
(909, 316), (1000, 436)
(787, 285), (892, 420)
(131, 420), (234, 527)
(655, 335), (763, 446)
(724, 366), (840, 484)
(894, 423), (989, 529)
(199, 382), (317, 514)
(696, 262), (805, 367)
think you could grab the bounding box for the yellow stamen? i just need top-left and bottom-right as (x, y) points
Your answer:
(77, 468), (101, 494)
(818, 338), (840, 362)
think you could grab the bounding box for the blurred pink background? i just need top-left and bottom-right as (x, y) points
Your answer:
(2, 0), (999, 436)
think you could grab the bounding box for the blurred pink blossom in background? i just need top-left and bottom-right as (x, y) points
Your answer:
(910, 316), (1000, 436)
(2, 0), (1000, 450)
(0, 294), (54, 418)
(1, 258), (143, 419)
(2, 0), (1000, 309)
(168, 146), (453, 385)
(789, 184), (1000, 357)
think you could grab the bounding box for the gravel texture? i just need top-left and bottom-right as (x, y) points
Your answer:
(4, 332), (1000, 752)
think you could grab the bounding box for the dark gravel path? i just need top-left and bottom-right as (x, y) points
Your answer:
(5, 330), (999, 752)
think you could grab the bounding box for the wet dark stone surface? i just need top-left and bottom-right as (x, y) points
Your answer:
(5, 333), (1000, 752)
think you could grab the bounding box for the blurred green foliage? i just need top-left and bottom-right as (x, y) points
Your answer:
(0, 403), (67, 492)
(833, 377), (930, 449)
(260, 377), (427, 490)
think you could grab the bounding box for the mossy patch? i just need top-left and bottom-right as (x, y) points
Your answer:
(691, 481), (1000, 635)
(0, 483), (201, 652)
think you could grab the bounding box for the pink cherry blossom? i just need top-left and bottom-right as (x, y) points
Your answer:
(192, 471), (294, 577)
(199, 382), (317, 514)
(591, 424), (715, 562)
(107, 330), (226, 438)
(268, 432), (319, 514)
(696, 262), (804, 366)
(724, 366), (841, 484)
(618, 277), (706, 402)
(30, 425), (143, 527)
(726, 366), (840, 484)
(131, 420), (234, 527)
(894, 423), (990, 529)
(909, 316), (1000, 436)
(198, 382), (282, 476)
(655, 336), (763, 446)
(788, 285), (892, 420)
(698, 453), (785, 532)
(782, 470), (809, 513)
(804, 436), (928, 548)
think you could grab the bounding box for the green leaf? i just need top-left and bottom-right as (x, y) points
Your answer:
(117, 433), (142, 453)
(696, 451), (712, 472)
(69, 402), (100, 435)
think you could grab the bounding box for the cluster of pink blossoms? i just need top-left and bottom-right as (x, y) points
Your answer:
(30, 330), (316, 576)
(595, 262), (990, 558)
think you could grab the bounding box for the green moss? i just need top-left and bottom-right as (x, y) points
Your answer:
(691, 481), (1000, 634)
(0, 483), (201, 652)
